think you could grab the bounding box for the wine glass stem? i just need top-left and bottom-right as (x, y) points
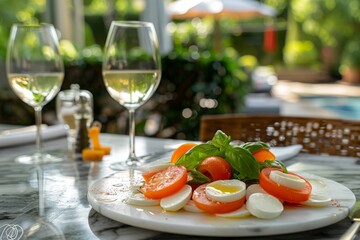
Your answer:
(34, 106), (43, 156)
(37, 165), (45, 217)
(128, 109), (136, 161)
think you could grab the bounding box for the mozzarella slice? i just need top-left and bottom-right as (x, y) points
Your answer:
(183, 200), (204, 213)
(246, 184), (284, 203)
(301, 194), (331, 207)
(160, 185), (192, 211)
(246, 193), (284, 219)
(126, 193), (160, 206)
(205, 179), (246, 203)
(216, 205), (250, 218)
(246, 184), (267, 200)
(269, 170), (306, 190)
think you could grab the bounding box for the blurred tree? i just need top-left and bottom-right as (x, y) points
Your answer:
(0, 0), (44, 59)
(291, 0), (356, 49)
(289, 0), (360, 80)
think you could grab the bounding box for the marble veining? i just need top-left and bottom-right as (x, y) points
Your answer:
(0, 134), (359, 239)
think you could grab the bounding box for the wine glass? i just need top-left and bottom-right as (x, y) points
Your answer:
(102, 21), (161, 170)
(6, 23), (64, 164)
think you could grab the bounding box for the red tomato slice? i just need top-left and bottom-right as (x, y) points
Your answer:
(192, 183), (245, 214)
(142, 165), (187, 199)
(259, 168), (312, 203)
(253, 149), (275, 162)
(142, 170), (159, 183)
(197, 156), (232, 181)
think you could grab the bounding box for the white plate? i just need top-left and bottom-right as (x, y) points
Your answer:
(87, 171), (355, 237)
(271, 144), (303, 161)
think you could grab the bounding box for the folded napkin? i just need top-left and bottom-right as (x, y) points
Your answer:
(0, 124), (67, 148)
(271, 144), (303, 161)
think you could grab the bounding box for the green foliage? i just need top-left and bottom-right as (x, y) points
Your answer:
(81, 44), (103, 64)
(290, 0), (360, 71)
(59, 40), (103, 66)
(283, 40), (319, 68)
(341, 38), (360, 69)
(291, 0), (354, 48)
(0, 0), (44, 59)
(171, 18), (214, 51)
(265, 0), (288, 13)
(84, 0), (108, 15)
(156, 47), (251, 140)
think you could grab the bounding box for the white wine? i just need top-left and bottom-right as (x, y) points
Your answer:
(103, 70), (161, 109)
(8, 72), (63, 107)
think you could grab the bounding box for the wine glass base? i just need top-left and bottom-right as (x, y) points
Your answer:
(22, 217), (65, 239)
(15, 153), (63, 165)
(110, 158), (142, 171)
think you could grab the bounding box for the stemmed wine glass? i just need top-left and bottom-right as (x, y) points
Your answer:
(102, 21), (161, 170)
(6, 24), (64, 164)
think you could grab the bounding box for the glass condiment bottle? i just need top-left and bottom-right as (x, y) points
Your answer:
(56, 84), (80, 150)
(56, 84), (94, 153)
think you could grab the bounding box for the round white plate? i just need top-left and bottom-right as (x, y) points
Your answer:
(87, 170), (355, 237)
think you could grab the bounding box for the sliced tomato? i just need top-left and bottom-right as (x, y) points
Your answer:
(142, 170), (160, 183)
(259, 168), (312, 203)
(192, 183), (245, 214)
(253, 149), (275, 162)
(170, 143), (197, 163)
(197, 156), (232, 181)
(142, 165), (188, 199)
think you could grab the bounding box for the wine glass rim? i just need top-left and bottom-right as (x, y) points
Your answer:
(12, 23), (55, 29)
(111, 21), (154, 28)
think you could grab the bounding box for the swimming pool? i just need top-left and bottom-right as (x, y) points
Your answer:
(303, 96), (360, 120)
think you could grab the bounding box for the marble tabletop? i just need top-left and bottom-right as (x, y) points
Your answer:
(0, 130), (359, 240)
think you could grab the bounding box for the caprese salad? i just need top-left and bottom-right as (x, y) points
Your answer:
(125, 130), (332, 219)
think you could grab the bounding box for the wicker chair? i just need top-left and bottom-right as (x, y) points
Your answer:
(199, 114), (360, 157)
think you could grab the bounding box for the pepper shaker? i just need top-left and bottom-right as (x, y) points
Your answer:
(75, 95), (93, 155)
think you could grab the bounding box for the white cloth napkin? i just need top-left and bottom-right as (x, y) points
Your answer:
(271, 144), (303, 161)
(0, 124), (67, 148)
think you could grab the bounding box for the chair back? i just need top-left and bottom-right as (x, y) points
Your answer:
(200, 114), (360, 157)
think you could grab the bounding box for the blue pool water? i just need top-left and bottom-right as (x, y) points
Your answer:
(303, 96), (360, 120)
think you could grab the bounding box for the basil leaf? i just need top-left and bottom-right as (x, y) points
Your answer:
(225, 145), (260, 181)
(207, 130), (231, 149)
(175, 143), (223, 170)
(187, 170), (211, 184)
(241, 141), (270, 153)
(258, 160), (288, 173)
